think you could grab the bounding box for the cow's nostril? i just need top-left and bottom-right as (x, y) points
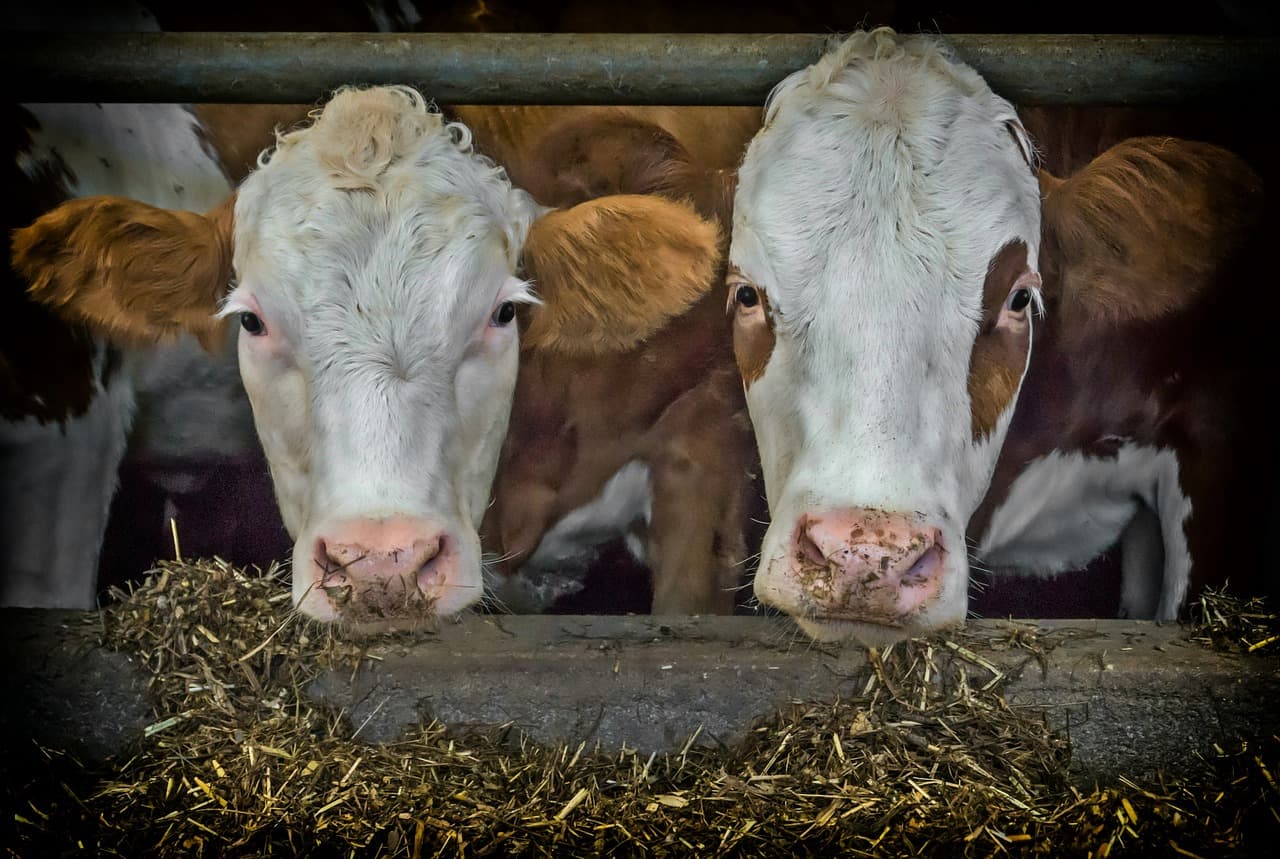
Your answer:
(419, 536), (443, 567)
(902, 544), (944, 584)
(317, 537), (364, 578)
(417, 536), (448, 591)
(316, 539), (350, 581)
(796, 527), (828, 567)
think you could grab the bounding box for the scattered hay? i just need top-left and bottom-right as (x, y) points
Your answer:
(1190, 584), (1280, 655)
(6, 559), (1278, 857)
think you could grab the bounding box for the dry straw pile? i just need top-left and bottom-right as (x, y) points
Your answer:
(6, 559), (1278, 857)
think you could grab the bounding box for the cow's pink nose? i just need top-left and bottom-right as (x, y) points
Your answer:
(312, 516), (454, 618)
(788, 508), (946, 623)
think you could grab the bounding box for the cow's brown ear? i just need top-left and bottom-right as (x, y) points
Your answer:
(520, 194), (721, 355)
(11, 193), (236, 350)
(1042, 138), (1263, 324)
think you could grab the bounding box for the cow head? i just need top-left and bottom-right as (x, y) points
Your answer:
(729, 30), (1043, 641)
(13, 86), (720, 623)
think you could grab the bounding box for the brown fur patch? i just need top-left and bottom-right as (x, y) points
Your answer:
(728, 278), (776, 389)
(453, 105), (758, 225)
(193, 103), (313, 184)
(12, 193), (236, 350)
(459, 104), (761, 614)
(521, 195), (721, 355)
(1041, 137), (1264, 329)
(522, 112), (694, 206)
(968, 242), (1031, 441)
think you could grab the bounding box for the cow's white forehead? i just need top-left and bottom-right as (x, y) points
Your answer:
(733, 30), (1040, 325)
(231, 87), (539, 361)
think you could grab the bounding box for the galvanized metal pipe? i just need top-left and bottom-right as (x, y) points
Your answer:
(3, 32), (1275, 106)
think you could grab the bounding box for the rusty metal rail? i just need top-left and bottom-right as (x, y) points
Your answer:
(3, 32), (1276, 105)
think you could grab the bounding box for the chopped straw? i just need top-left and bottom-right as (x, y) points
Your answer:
(4, 558), (1277, 857)
(1190, 584), (1280, 656)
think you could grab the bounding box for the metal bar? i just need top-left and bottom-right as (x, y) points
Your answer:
(3, 32), (1275, 106)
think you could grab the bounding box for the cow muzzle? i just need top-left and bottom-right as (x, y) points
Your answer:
(757, 507), (950, 633)
(297, 515), (475, 622)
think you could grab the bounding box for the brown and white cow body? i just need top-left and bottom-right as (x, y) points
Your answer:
(728, 29), (1269, 641)
(454, 106), (759, 613)
(1, 2), (317, 608)
(15, 88), (759, 622)
(3, 96), (250, 608)
(969, 142), (1268, 619)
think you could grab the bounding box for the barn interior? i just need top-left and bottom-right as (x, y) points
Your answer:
(2, 1), (1278, 855)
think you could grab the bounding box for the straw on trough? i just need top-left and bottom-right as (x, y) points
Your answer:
(7, 558), (1278, 857)
(1190, 584), (1280, 656)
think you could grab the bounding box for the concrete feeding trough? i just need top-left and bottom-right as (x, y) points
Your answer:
(1, 559), (1277, 854)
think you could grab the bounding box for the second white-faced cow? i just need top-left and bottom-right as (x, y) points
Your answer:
(14, 87), (737, 623)
(729, 29), (1270, 641)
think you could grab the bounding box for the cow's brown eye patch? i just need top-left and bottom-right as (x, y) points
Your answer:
(728, 276), (775, 389)
(968, 241), (1032, 441)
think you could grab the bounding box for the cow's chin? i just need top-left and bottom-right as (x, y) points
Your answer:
(794, 613), (965, 646)
(770, 575), (970, 645)
(293, 580), (483, 630)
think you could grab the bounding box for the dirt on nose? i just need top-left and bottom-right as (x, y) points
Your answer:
(789, 513), (940, 627)
(341, 574), (438, 623)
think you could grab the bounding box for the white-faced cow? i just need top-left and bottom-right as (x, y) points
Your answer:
(728, 29), (1270, 641)
(15, 87), (760, 622)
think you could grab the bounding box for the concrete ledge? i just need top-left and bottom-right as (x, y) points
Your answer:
(3, 611), (1277, 782)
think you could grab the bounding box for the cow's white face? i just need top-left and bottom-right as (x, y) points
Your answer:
(14, 88), (727, 626)
(730, 31), (1043, 641)
(221, 88), (539, 621)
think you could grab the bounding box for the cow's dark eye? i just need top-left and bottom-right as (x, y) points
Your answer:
(1008, 289), (1032, 313)
(240, 312), (266, 336)
(491, 301), (517, 327)
(736, 285), (760, 309)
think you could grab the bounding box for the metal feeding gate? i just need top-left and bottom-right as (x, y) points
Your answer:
(2, 32), (1277, 104)
(2, 30), (1279, 854)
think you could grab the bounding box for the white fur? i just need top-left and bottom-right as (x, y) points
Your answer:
(0, 346), (134, 608)
(731, 30), (1042, 632)
(220, 87), (540, 616)
(526, 461), (653, 570)
(977, 445), (1192, 621)
(486, 461), (653, 612)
